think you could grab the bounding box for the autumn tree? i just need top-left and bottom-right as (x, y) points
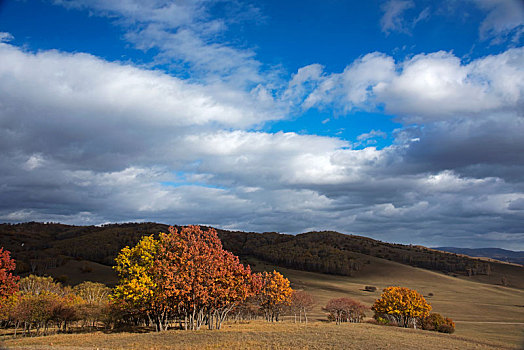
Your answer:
(372, 286), (431, 328)
(113, 226), (258, 331)
(324, 297), (366, 324)
(113, 235), (168, 331)
(290, 290), (315, 323)
(257, 271), (293, 322)
(19, 275), (61, 296)
(421, 313), (455, 333)
(0, 247), (19, 303)
(74, 282), (111, 328)
(155, 226), (255, 330)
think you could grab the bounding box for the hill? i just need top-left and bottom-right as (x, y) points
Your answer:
(0, 222), (523, 289)
(435, 247), (524, 265)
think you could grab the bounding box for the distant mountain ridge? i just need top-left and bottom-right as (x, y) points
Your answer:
(435, 247), (524, 265)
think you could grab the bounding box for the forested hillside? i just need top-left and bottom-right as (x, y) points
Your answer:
(0, 222), (522, 288)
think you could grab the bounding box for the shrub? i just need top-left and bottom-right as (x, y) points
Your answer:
(421, 313), (444, 331)
(421, 313), (455, 333)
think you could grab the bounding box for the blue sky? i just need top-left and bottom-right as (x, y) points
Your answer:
(0, 0), (523, 249)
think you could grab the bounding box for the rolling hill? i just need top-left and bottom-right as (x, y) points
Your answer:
(1, 222), (523, 289)
(436, 247), (524, 265)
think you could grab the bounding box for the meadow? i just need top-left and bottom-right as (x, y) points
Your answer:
(2, 256), (523, 349)
(2, 320), (520, 350)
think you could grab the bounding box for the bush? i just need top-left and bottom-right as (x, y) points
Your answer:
(421, 313), (444, 331)
(438, 323), (455, 334)
(421, 313), (455, 333)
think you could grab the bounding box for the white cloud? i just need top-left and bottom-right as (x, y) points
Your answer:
(0, 42), (277, 136)
(53, 0), (268, 88)
(473, 0), (524, 42)
(0, 32), (14, 42)
(380, 0), (415, 35)
(291, 48), (524, 121)
(357, 129), (387, 141)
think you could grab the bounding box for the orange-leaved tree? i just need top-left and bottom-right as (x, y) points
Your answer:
(372, 286), (431, 328)
(0, 247), (19, 319)
(257, 270), (293, 322)
(155, 226), (255, 330)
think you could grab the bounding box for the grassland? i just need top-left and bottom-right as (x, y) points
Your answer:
(3, 255), (523, 349)
(2, 320), (520, 350)
(249, 258), (524, 347)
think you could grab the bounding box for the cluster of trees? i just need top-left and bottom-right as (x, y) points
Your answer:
(323, 298), (367, 324)
(0, 227), (296, 335)
(1, 275), (110, 336)
(372, 286), (454, 333)
(112, 226), (294, 331)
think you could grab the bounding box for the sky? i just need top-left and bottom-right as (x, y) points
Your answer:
(0, 0), (523, 250)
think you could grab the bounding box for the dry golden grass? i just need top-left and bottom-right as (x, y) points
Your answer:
(9, 256), (521, 349)
(249, 258), (524, 347)
(2, 320), (520, 350)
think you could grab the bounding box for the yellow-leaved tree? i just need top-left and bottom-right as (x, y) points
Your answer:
(112, 235), (168, 331)
(371, 286), (431, 328)
(257, 271), (293, 322)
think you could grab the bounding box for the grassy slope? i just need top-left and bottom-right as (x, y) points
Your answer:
(2, 321), (519, 350)
(249, 258), (524, 347)
(32, 255), (524, 348)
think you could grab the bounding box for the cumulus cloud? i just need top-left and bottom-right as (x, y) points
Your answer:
(0, 32), (13, 42)
(290, 48), (524, 121)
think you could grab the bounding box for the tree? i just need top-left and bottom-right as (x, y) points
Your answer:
(257, 271), (293, 322)
(290, 290), (315, 323)
(323, 297), (367, 324)
(113, 234), (168, 331)
(372, 286), (431, 328)
(155, 226), (255, 330)
(0, 247), (19, 302)
(74, 282), (111, 328)
(18, 275), (61, 296)
(113, 226), (258, 331)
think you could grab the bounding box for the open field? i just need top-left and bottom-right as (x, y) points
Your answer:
(3, 255), (522, 349)
(1, 320), (520, 350)
(248, 258), (524, 347)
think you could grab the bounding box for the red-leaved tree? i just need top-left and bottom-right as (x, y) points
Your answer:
(324, 297), (367, 324)
(290, 290), (315, 323)
(0, 247), (19, 303)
